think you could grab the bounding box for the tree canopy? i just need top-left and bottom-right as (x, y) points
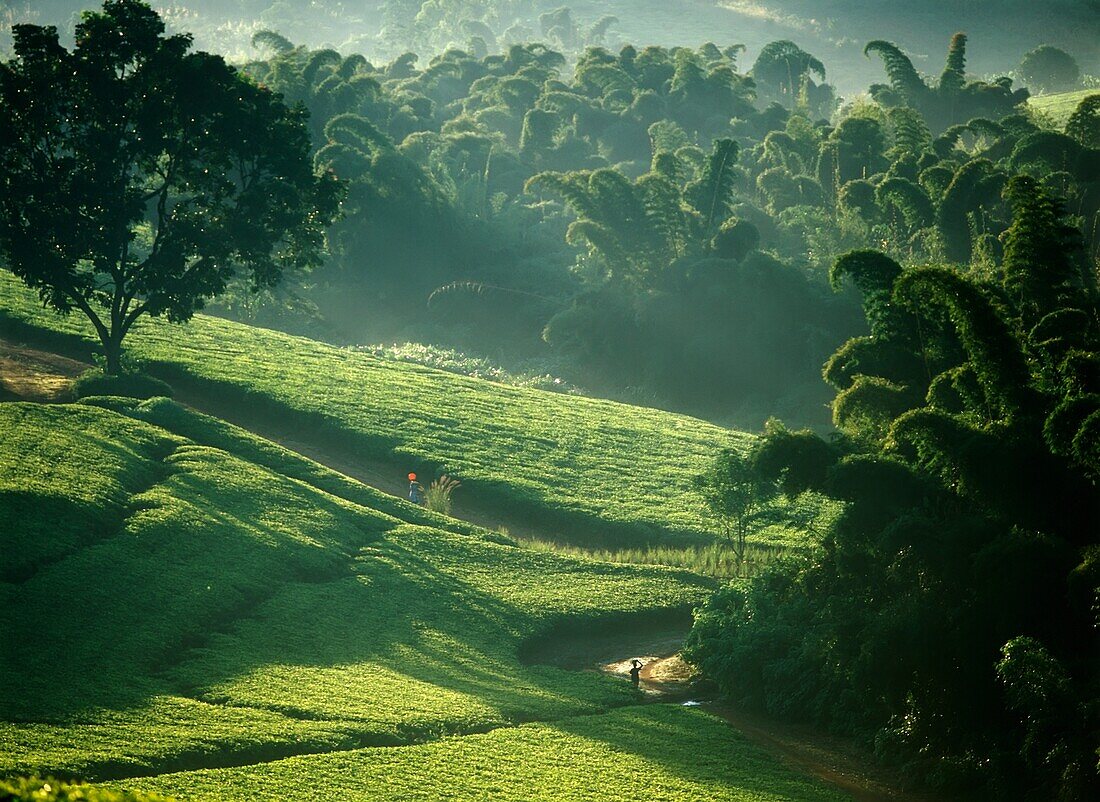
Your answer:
(0, 0), (342, 372)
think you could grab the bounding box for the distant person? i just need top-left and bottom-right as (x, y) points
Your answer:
(407, 472), (424, 505)
(629, 659), (643, 687)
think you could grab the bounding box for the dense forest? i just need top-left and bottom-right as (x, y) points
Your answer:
(8, 1), (1099, 426)
(2, 2), (1098, 799)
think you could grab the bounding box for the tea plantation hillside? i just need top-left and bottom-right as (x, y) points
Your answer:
(0, 400), (848, 801)
(124, 705), (845, 802)
(0, 271), (813, 551)
(1029, 89), (1099, 128)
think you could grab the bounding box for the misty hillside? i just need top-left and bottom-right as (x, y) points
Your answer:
(2, 1), (1098, 800)
(3, 1), (1098, 91)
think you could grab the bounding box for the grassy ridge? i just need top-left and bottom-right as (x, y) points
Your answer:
(1028, 89), (1097, 128)
(122, 706), (849, 802)
(0, 270), (817, 550)
(0, 401), (711, 781)
(1, 777), (173, 802)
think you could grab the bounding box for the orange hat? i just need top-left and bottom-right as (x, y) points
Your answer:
(408, 473), (417, 481)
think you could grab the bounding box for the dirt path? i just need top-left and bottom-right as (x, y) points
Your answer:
(1, 338), (938, 802)
(0, 338), (598, 543)
(0, 341), (87, 401)
(529, 630), (938, 802)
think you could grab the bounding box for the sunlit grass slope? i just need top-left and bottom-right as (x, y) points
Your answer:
(0, 400), (710, 781)
(126, 706), (849, 802)
(0, 270), (814, 550)
(1028, 89), (1097, 128)
(1, 777), (173, 802)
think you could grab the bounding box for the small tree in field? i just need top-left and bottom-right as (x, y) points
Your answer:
(0, 0), (342, 373)
(694, 448), (777, 563)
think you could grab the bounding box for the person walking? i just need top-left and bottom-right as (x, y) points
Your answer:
(408, 472), (424, 505)
(629, 659), (644, 688)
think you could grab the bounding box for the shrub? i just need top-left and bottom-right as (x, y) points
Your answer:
(71, 369), (173, 401)
(0, 776), (173, 801)
(1018, 46), (1080, 94)
(424, 474), (461, 515)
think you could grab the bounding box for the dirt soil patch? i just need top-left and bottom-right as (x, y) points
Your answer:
(0, 339), (87, 401)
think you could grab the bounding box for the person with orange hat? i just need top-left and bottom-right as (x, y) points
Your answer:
(407, 472), (424, 505)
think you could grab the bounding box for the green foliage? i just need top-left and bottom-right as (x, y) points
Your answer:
(0, 269), (777, 549)
(893, 267), (1035, 420)
(1, 401), (713, 781)
(865, 35), (1029, 133)
(997, 638), (1096, 799)
(687, 174), (1100, 797)
(122, 706), (849, 802)
(0, 1), (342, 373)
(71, 369), (174, 401)
(1063, 94), (1100, 148)
(694, 448), (778, 562)
(1001, 174), (1088, 327)
(56, 14), (1084, 424)
(424, 474), (460, 515)
(1017, 46), (1081, 94)
(686, 138), (740, 233)
(0, 777), (173, 801)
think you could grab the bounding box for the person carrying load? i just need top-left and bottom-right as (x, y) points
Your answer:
(408, 473), (424, 505)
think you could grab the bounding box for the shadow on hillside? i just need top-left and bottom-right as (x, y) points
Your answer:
(4, 502), (705, 782)
(0, 310), (716, 553)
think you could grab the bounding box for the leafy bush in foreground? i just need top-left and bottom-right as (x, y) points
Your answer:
(71, 369), (174, 401)
(0, 777), (172, 802)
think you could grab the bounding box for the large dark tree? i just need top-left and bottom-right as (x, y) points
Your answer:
(0, 0), (342, 372)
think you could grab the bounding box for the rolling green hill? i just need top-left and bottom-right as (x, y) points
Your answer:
(1028, 89), (1098, 128)
(122, 705), (846, 802)
(0, 399), (847, 801)
(0, 270), (820, 552)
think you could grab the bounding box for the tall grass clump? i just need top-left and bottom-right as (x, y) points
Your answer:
(71, 369), (173, 401)
(424, 475), (460, 516)
(519, 538), (788, 580)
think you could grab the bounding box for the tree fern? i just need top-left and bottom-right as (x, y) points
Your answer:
(937, 159), (997, 263)
(324, 114), (394, 155)
(251, 29), (294, 55)
(686, 138), (739, 232)
(525, 171), (601, 221)
(637, 172), (689, 257)
(303, 48), (342, 87)
(830, 250), (905, 339)
(894, 267), (1035, 420)
(877, 177), (934, 237)
(1001, 174), (1087, 326)
(938, 32), (967, 97)
(864, 40), (928, 101)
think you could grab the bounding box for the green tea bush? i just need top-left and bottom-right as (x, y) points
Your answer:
(1, 402), (712, 782)
(71, 369), (173, 401)
(1, 271), (816, 552)
(0, 777), (173, 801)
(124, 706), (849, 802)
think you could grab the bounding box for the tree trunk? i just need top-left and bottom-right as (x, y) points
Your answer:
(101, 331), (123, 375)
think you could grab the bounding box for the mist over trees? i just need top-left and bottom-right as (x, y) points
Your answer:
(1, 2), (1098, 799)
(687, 178), (1100, 799)
(3, 2), (1098, 427)
(0, 0), (341, 374)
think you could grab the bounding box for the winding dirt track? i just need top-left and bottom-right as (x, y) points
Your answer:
(1, 337), (938, 802)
